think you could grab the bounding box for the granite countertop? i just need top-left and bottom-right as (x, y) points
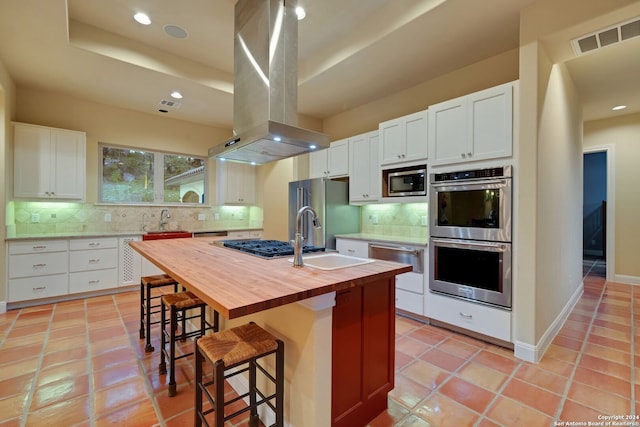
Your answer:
(335, 233), (428, 247)
(5, 227), (264, 241)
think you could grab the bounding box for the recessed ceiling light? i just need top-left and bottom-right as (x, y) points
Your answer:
(134, 12), (151, 25)
(170, 91), (183, 99)
(612, 105), (627, 111)
(295, 6), (306, 20)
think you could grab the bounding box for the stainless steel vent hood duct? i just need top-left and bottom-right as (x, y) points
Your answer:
(208, 0), (329, 164)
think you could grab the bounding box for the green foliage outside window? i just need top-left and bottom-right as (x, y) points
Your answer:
(100, 145), (205, 204)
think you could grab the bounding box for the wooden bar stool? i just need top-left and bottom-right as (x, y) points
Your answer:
(195, 322), (284, 427)
(159, 291), (219, 397)
(139, 273), (181, 353)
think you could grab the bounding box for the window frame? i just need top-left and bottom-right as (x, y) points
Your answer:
(98, 143), (208, 206)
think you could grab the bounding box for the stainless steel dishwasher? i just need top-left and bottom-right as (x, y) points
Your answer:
(368, 243), (424, 273)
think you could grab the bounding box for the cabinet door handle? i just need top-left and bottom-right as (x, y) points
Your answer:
(88, 280), (100, 284)
(459, 312), (473, 319)
(32, 286), (46, 292)
(467, 152), (472, 157)
(33, 263), (47, 268)
(88, 258), (100, 263)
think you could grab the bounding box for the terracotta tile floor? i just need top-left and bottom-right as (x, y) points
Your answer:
(1, 258), (635, 427)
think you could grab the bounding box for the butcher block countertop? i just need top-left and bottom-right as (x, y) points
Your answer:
(130, 238), (412, 319)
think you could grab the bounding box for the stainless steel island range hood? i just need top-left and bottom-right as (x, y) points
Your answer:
(208, 0), (329, 164)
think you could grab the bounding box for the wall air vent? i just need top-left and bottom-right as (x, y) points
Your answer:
(159, 99), (182, 109)
(572, 17), (640, 55)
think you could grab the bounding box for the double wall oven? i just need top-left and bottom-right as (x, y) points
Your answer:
(429, 166), (512, 309)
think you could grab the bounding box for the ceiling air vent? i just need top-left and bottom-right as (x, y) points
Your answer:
(572, 17), (640, 55)
(159, 99), (182, 109)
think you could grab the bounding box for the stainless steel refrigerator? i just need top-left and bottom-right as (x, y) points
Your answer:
(288, 178), (360, 249)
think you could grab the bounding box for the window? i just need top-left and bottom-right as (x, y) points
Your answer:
(100, 144), (206, 204)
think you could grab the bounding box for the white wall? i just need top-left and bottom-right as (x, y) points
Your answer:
(584, 112), (640, 281)
(0, 59), (16, 305)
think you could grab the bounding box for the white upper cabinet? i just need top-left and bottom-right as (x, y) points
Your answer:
(349, 131), (379, 204)
(13, 122), (86, 200)
(309, 138), (349, 179)
(429, 82), (514, 166)
(379, 110), (428, 166)
(217, 160), (256, 205)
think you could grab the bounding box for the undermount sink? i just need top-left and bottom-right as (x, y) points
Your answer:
(289, 253), (375, 270)
(143, 231), (193, 241)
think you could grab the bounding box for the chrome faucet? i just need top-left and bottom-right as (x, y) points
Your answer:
(159, 208), (171, 230)
(291, 206), (322, 268)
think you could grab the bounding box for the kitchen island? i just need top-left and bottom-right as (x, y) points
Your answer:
(130, 238), (411, 427)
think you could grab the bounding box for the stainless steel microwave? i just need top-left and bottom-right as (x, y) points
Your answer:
(386, 167), (426, 197)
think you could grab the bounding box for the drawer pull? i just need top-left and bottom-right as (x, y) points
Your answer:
(459, 312), (473, 319)
(88, 280), (100, 284)
(32, 245), (47, 250)
(32, 286), (46, 292)
(347, 249), (355, 253)
(88, 242), (101, 247)
(32, 263), (47, 268)
(88, 259), (101, 263)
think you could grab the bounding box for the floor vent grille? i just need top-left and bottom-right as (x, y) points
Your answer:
(572, 17), (640, 55)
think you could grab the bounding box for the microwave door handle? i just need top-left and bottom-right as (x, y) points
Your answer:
(430, 179), (508, 188)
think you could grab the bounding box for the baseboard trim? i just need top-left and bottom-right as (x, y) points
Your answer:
(612, 274), (640, 285)
(0, 301), (6, 314)
(514, 282), (583, 363)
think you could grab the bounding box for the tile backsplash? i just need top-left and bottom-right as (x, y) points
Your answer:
(6, 201), (263, 236)
(361, 203), (428, 239)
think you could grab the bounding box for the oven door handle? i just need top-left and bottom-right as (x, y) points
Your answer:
(430, 238), (509, 251)
(369, 244), (420, 255)
(430, 178), (508, 188)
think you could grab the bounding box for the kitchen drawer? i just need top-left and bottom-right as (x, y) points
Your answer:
(426, 292), (511, 342)
(396, 288), (424, 315)
(336, 239), (369, 258)
(9, 252), (69, 278)
(396, 271), (424, 294)
(227, 230), (263, 239)
(8, 273), (68, 302)
(9, 239), (68, 254)
(69, 268), (118, 294)
(69, 237), (118, 251)
(69, 248), (118, 272)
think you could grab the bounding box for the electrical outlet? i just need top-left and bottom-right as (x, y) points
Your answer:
(31, 213), (40, 223)
(198, 213), (206, 221)
(214, 213), (220, 220)
(237, 211), (244, 220)
(104, 213), (112, 222)
(371, 215), (378, 224)
(421, 216), (427, 226)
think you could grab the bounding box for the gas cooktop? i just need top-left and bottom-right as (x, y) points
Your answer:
(221, 239), (325, 258)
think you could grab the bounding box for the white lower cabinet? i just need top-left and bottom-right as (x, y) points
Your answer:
(335, 239), (369, 258)
(227, 230), (263, 239)
(425, 291), (511, 342)
(396, 272), (424, 316)
(9, 274), (69, 302)
(8, 239), (69, 302)
(69, 238), (118, 293)
(119, 236), (142, 287)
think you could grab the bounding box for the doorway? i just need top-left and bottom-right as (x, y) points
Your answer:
(583, 146), (614, 281)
